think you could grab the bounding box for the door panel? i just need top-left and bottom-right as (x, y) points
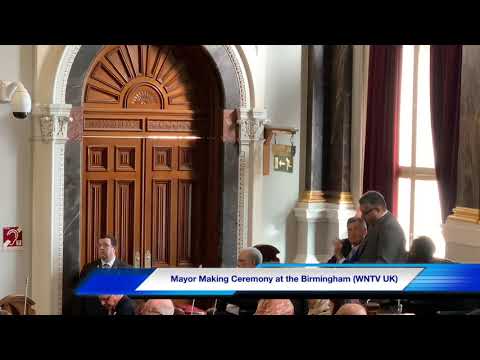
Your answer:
(85, 180), (108, 262)
(82, 137), (142, 267)
(151, 180), (171, 266)
(144, 138), (204, 267)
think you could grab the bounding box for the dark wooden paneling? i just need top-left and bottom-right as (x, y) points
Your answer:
(84, 45), (210, 112)
(82, 138), (142, 267)
(114, 180), (135, 264)
(87, 146), (108, 171)
(152, 181), (170, 266)
(81, 45), (222, 270)
(177, 181), (193, 266)
(86, 180), (107, 262)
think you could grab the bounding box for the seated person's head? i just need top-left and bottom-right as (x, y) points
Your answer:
(347, 217), (367, 247)
(335, 303), (367, 315)
(238, 247), (263, 268)
(254, 244), (280, 263)
(408, 236), (436, 263)
(98, 235), (117, 262)
(139, 299), (175, 315)
(99, 295), (123, 313)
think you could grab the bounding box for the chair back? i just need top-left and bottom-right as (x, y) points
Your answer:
(0, 295), (36, 315)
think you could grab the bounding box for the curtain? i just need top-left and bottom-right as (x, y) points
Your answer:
(363, 46), (403, 216)
(430, 45), (462, 223)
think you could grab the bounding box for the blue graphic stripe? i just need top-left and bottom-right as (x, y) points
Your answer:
(75, 264), (480, 295)
(404, 264), (480, 292)
(129, 291), (235, 296)
(257, 263), (430, 268)
(75, 268), (156, 295)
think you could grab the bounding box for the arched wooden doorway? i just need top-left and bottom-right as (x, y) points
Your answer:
(81, 45), (223, 269)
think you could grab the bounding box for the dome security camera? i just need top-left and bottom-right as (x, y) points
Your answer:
(11, 83), (31, 119)
(0, 81), (32, 119)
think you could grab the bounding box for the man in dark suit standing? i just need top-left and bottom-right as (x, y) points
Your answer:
(75, 235), (131, 315)
(356, 191), (407, 263)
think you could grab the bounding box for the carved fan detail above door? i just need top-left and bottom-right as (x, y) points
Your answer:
(84, 45), (201, 110)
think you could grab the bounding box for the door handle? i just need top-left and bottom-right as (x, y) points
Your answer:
(145, 250), (151, 268)
(134, 251), (140, 268)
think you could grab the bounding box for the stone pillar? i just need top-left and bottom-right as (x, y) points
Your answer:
(443, 45), (480, 262)
(237, 108), (269, 255)
(321, 45), (356, 249)
(350, 45), (370, 205)
(31, 104), (72, 314)
(294, 45), (355, 263)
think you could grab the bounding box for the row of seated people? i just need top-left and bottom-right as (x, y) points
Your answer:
(327, 215), (480, 315)
(75, 238), (365, 316)
(75, 207), (480, 316)
(74, 233), (480, 316)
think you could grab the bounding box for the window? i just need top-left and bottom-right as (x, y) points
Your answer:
(397, 45), (445, 258)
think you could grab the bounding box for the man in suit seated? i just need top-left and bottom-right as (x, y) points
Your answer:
(329, 217), (367, 313)
(99, 295), (136, 315)
(345, 217), (367, 263)
(210, 247), (263, 316)
(75, 235), (131, 315)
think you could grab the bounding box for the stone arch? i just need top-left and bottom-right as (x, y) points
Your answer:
(53, 45), (253, 109)
(53, 45), (254, 314)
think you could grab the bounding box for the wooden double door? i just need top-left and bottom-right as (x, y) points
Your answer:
(82, 136), (207, 268)
(80, 44), (223, 269)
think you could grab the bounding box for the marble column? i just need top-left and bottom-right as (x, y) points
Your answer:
(31, 104), (72, 314)
(444, 46), (480, 262)
(237, 108), (269, 256)
(321, 45), (356, 249)
(294, 45), (355, 263)
(350, 45), (370, 205)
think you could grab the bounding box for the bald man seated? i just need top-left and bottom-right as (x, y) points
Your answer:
(210, 247), (263, 316)
(335, 303), (367, 315)
(139, 299), (175, 315)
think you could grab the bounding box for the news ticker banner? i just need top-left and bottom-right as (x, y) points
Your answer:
(75, 264), (480, 296)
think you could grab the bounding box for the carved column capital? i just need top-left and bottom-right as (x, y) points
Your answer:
(31, 103), (71, 314)
(34, 104), (73, 143)
(238, 108), (269, 142)
(236, 108), (269, 253)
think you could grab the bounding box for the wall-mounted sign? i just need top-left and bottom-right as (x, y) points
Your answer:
(272, 144), (294, 173)
(3, 226), (23, 250)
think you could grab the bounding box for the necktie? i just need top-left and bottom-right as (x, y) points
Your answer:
(103, 263), (110, 269)
(349, 248), (357, 260)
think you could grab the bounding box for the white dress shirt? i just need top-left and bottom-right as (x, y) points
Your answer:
(347, 244), (361, 260)
(101, 257), (116, 268)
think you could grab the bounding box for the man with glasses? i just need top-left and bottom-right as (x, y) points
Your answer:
(356, 191), (407, 264)
(75, 235), (131, 315)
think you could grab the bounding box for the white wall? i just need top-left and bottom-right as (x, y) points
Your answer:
(0, 45), (33, 297)
(261, 45), (302, 262)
